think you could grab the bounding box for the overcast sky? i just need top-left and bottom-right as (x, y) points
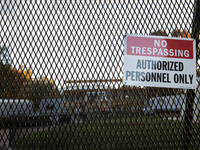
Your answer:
(0, 0), (195, 88)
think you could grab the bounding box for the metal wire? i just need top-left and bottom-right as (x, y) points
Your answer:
(0, 0), (200, 149)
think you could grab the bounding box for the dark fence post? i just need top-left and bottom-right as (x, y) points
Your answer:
(184, 89), (195, 149)
(184, 0), (200, 149)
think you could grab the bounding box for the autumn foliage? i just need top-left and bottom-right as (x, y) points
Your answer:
(150, 30), (168, 36)
(0, 65), (60, 100)
(172, 29), (191, 38)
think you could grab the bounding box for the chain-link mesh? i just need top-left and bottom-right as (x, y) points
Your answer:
(0, 0), (200, 149)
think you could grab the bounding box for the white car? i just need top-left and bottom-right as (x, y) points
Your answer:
(143, 107), (154, 115)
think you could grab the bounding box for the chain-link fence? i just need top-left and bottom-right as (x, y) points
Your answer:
(0, 0), (200, 149)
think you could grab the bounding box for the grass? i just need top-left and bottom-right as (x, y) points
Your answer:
(14, 114), (200, 150)
(0, 116), (52, 129)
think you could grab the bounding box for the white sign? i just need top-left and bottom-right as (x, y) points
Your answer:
(123, 34), (196, 89)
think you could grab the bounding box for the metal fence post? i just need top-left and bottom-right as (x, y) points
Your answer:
(184, 89), (195, 149)
(184, 0), (200, 149)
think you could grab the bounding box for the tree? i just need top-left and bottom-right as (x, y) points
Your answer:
(12, 67), (32, 99)
(0, 46), (15, 98)
(171, 29), (191, 38)
(0, 45), (10, 64)
(0, 63), (15, 98)
(26, 76), (60, 111)
(150, 30), (168, 36)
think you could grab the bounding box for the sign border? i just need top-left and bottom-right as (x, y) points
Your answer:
(123, 34), (196, 89)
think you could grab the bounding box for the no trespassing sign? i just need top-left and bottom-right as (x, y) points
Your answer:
(123, 34), (197, 89)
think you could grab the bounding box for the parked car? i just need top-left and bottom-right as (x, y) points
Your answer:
(39, 98), (68, 123)
(0, 98), (70, 124)
(0, 99), (33, 118)
(143, 107), (154, 115)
